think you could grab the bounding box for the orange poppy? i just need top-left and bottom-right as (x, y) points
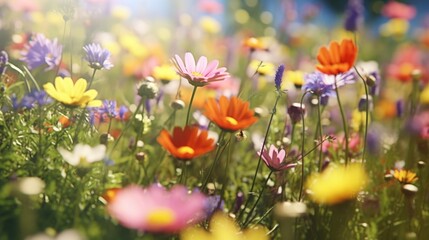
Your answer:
(157, 126), (215, 161)
(316, 39), (357, 75)
(203, 96), (258, 132)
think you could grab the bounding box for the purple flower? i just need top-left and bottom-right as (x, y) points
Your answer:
(303, 71), (335, 98)
(20, 34), (62, 71)
(83, 43), (113, 70)
(99, 100), (117, 118)
(257, 145), (297, 171)
(118, 105), (128, 120)
(274, 64), (285, 90)
(205, 195), (224, 217)
(20, 90), (53, 108)
(344, 0), (364, 32)
(322, 69), (356, 88)
(0, 50), (8, 75)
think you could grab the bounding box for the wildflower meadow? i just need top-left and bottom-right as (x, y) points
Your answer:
(1, 0), (429, 239)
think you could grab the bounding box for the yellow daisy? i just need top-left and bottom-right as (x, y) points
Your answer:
(152, 64), (179, 83)
(393, 169), (418, 184)
(306, 164), (367, 205)
(43, 77), (102, 107)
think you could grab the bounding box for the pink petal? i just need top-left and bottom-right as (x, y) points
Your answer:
(203, 60), (219, 75)
(277, 149), (286, 162)
(173, 55), (186, 73)
(196, 56), (208, 73)
(184, 52), (196, 72)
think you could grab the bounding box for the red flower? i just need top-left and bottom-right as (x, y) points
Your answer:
(203, 96), (258, 132)
(157, 126), (215, 161)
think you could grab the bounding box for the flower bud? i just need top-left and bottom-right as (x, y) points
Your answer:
(402, 184), (418, 198)
(365, 74), (377, 87)
(137, 77), (159, 99)
(170, 99), (185, 110)
(358, 95), (373, 112)
(288, 103), (305, 125)
(135, 152), (145, 161)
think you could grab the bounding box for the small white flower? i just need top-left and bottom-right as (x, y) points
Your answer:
(58, 144), (106, 166)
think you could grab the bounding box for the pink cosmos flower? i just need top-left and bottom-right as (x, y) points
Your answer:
(107, 184), (207, 233)
(198, 0), (224, 14)
(382, 1), (416, 20)
(172, 52), (229, 87)
(257, 145), (297, 171)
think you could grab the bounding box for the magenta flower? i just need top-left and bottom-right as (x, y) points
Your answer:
(171, 52), (229, 87)
(257, 145), (297, 171)
(107, 184), (207, 233)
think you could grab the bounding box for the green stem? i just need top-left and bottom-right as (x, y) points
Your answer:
(133, 98), (146, 151)
(334, 78), (349, 165)
(185, 86), (198, 126)
(54, 19), (67, 79)
(238, 92), (281, 221)
(317, 97), (323, 171)
(72, 108), (87, 143)
(201, 131), (227, 191)
(109, 99), (144, 154)
(290, 123), (296, 145)
(243, 171), (273, 227)
(353, 66), (369, 162)
(298, 91), (310, 201)
(87, 68), (97, 89)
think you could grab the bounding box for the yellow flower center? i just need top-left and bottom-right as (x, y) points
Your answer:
(177, 146), (195, 155)
(225, 116), (238, 126)
(147, 208), (175, 227)
(191, 71), (203, 77)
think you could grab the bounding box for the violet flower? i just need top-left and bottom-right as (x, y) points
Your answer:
(344, 0), (364, 32)
(274, 64), (285, 90)
(83, 43), (113, 70)
(20, 34), (62, 71)
(0, 50), (8, 75)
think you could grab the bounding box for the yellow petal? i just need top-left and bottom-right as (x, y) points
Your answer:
(86, 100), (102, 107)
(72, 78), (88, 99)
(83, 89), (98, 100)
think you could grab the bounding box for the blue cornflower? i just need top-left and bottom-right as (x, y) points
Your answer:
(322, 69), (356, 88)
(20, 34), (62, 71)
(118, 105), (128, 120)
(303, 72), (335, 98)
(344, 0), (364, 32)
(83, 43), (113, 70)
(99, 100), (117, 118)
(0, 50), (8, 75)
(274, 64), (285, 90)
(20, 90), (53, 109)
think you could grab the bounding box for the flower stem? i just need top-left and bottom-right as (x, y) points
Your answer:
(238, 92), (281, 221)
(185, 86), (198, 126)
(109, 99), (144, 154)
(133, 98), (146, 151)
(298, 91), (310, 201)
(353, 66), (369, 162)
(242, 170), (273, 227)
(87, 68), (97, 89)
(201, 131), (227, 191)
(72, 108), (87, 143)
(317, 97), (323, 171)
(334, 77), (349, 165)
